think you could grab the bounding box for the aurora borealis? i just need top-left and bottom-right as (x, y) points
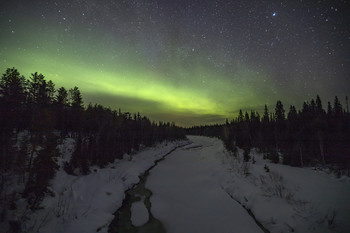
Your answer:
(1, 0), (349, 126)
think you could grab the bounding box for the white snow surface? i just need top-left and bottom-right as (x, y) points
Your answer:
(23, 138), (188, 233)
(20, 135), (350, 233)
(130, 198), (149, 227)
(147, 136), (350, 233)
(146, 136), (263, 233)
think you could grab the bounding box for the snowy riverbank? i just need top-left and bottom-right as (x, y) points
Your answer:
(14, 135), (350, 233)
(144, 136), (350, 233)
(18, 138), (188, 233)
(146, 136), (263, 233)
(220, 141), (350, 233)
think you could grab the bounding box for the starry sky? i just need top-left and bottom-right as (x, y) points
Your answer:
(1, 0), (349, 126)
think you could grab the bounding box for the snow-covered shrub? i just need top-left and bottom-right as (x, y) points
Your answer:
(318, 209), (337, 229)
(53, 192), (71, 218)
(241, 162), (251, 176)
(264, 164), (270, 172)
(243, 147), (251, 162)
(23, 133), (59, 210)
(259, 171), (294, 200)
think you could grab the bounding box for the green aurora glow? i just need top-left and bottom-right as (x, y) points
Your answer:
(2, 47), (277, 126)
(1, 1), (349, 126)
(1, 22), (279, 126)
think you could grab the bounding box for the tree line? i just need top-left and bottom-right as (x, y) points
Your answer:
(188, 95), (350, 168)
(0, 67), (185, 211)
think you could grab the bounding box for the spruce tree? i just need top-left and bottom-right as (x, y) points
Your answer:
(262, 104), (269, 123)
(23, 133), (59, 209)
(274, 100), (285, 162)
(333, 96), (343, 117)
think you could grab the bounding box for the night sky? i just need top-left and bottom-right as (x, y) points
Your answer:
(1, 0), (349, 126)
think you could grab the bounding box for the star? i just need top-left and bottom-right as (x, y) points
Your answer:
(0, 0), (348, 126)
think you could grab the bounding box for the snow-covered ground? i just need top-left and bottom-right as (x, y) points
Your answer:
(130, 197), (149, 227)
(19, 138), (188, 233)
(143, 136), (350, 233)
(15, 135), (350, 233)
(221, 144), (350, 233)
(146, 136), (263, 233)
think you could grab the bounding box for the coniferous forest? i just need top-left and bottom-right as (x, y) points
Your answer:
(1, 66), (350, 231)
(188, 95), (350, 169)
(2, 0), (350, 232)
(0, 67), (185, 210)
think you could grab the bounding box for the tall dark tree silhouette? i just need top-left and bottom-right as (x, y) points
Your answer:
(333, 96), (343, 117)
(55, 87), (69, 134)
(0, 68), (27, 170)
(273, 100), (285, 162)
(56, 87), (68, 105)
(23, 133), (59, 209)
(188, 95), (350, 168)
(0, 67), (186, 217)
(68, 86), (84, 134)
(0, 68), (27, 131)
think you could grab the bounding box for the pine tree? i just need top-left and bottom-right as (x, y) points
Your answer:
(262, 105), (269, 123)
(69, 86), (83, 109)
(28, 72), (51, 105)
(0, 68), (27, 170)
(23, 133), (59, 209)
(69, 136), (89, 174)
(284, 105), (299, 165)
(287, 105), (297, 121)
(327, 101), (332, 116)
(243, 147), (250, 162)
(55, 87), (69, 133)
(274, 100), (285, 157)
(275, 100), (285, 122)
(68, 86), (84, 133)
(333, 96), (343, 117)
(56, 87), (68, 106)
(316, 95), (323, 114)
(0, 67), (27, 130)
(244, 111), (250, 122)
(238, 109), (244, 122)
(47, 80), (55, 104)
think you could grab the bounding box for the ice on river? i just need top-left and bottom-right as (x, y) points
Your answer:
(146, 135), (350, 233)
(146, 136), (263, 233)
(131, 198), (149, 227)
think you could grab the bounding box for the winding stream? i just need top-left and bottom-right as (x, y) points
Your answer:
(108, 137), (268, 233)
(108, 144), (189, 233)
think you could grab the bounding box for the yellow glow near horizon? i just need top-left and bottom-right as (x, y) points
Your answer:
(1, 34), (278, 126)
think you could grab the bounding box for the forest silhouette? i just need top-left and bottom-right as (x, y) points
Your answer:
(0, 67), (349, 211)
(0, 67), (185, 209)
(188, 95), (350, 169)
